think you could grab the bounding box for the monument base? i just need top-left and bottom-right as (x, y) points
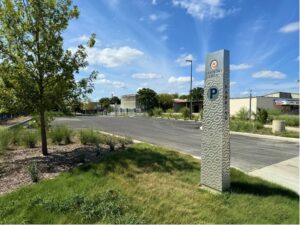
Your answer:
(199, 184), (222, 195)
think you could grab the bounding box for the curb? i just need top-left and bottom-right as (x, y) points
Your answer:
(230, 131), (299, 143)
(7, 118), (33, 129)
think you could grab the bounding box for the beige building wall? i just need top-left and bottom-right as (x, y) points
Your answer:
(256, 97), (275, 111)
(291, 93), (300, 99)
(264, 93), (280, 98)
(121, 95), (137, 109)
(230, 97), (257, 116)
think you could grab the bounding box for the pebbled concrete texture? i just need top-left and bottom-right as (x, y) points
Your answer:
(53, 116), (299, 173)
(249, 156), (299, 194)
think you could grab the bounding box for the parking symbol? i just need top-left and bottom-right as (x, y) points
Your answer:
(208, 87), (219, 100)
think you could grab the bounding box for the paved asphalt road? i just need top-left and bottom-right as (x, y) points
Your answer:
(53, 116), (299, 172)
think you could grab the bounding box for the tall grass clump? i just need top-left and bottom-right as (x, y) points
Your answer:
(10, 126), (24, 146)
(119, 136), (134, 148)
(28, 161), (39, 183)
(236, 107), (249, 121)
(21, 130), (39, 148)
(254, 108), (268, 124)
(153, 107), (163, 117)
(49, 125), (73, 145)
(230, 120), (263, 132)
(79, 129), (102, 147)
(272, 115), (299, 127)
(0, 128), (12, 153)
(180, 107), (190, 120)
(104, 135), (118, 151)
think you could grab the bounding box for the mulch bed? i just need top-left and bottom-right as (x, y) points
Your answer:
(0, 143), (122, 196)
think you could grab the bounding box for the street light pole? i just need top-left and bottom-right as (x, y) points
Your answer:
(249, 89), (252, 120)
(186, 59), (193, 120)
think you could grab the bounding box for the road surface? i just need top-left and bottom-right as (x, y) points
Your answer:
(53, 116), (299, 172)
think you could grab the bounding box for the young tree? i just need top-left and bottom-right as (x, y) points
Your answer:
(191, 87), (204, 101)
(158, 94), (174, 111)
(99, 97), (111, 110)
(0, 0), (97, 155)
(110, 96), (121, 105)
(137, 88), (158, 112)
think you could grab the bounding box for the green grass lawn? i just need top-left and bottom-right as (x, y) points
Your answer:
(0, 143), (298, 224)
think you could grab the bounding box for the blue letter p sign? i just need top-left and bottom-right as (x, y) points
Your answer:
(208, 87), (219, 100)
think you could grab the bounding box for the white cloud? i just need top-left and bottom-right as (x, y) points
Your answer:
(196, 63), (252, 72)
(278, 22), (299, 33)
(230, 64), (253, 71)
(95, 74), (126, 89)
(87, 46), (144, 68)
(176, 53), (194, 66)
(196, 64), (205, 72)
(132, 73), (162, 79)
(168, 76), (190, 84)
(157, 24), (168, 32)
(240, 91), (250, 96)
(149, 14), (158, 21)
(194, 80), (204, 86)
(230, 81), (237, 86)
(252, 70), (286, 79)
(149, 12), (170, 21)
(152, 0), (157, 5)
(161, 35), (168, 41)
(172, 0), (234, 20)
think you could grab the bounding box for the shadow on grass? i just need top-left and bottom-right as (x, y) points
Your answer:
(93, 145), (199, 175)
(75, 144), (298, 201)
(228, 169), (299, 200)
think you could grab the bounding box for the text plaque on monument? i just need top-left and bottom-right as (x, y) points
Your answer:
(201, 49), (230, 192)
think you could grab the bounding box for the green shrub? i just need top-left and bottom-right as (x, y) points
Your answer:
(148, 110), (154, 117)
(49, 125), (73, 145)
(254, 108), (268, 124)
(166, 109), (174, 114)
(0, 128), (12, 153)
(236, 107), (249, 121)
(180, 107), (190, 120)
(79, 129), (101, 147)
(153, 107), (163, 117)
(230, 120), (263, 132)
(21, 130), (39, 148)
(28, 161), (39, 183)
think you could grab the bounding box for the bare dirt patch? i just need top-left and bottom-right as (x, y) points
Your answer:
(0, 143), (121, 195)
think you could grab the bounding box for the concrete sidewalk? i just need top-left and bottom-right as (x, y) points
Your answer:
(249, 156), (299, 194)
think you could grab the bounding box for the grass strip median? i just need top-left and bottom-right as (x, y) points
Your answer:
(0, 143), (298, 224)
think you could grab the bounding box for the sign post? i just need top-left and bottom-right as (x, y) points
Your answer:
(201, 49), (230, 192)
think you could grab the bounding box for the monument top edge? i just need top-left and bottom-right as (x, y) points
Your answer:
(207, 49), (229, 55)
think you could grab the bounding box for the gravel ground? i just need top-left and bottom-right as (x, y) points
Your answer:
(0, 143), (124, 195)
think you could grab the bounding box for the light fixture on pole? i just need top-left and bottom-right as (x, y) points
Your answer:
(186, 59), (193, 120)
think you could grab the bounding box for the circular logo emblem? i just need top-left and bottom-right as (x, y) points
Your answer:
(210, 60), (218, 70)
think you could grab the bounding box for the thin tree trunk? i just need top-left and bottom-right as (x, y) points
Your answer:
(40, 110), (48, 155)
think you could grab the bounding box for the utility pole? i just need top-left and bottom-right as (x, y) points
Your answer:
(186, 59), (193, 120)
(249, 89), (252, 120)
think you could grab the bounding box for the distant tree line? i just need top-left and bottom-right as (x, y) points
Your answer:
(136, 87), (204, 113)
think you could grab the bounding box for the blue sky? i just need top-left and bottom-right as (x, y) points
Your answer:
(63, 0), (299, 100)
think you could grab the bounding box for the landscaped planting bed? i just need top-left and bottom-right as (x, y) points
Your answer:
(0, 143), (298, 224)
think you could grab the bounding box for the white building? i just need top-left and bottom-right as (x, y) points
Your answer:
(230, 92), (299, 115)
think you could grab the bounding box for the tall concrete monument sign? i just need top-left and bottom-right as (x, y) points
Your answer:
(201, 49), (230, 192)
